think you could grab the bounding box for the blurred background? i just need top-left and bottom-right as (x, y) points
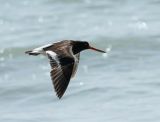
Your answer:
(0, 0), (160, 122)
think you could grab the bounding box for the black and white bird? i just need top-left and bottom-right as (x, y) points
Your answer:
(25, 40), (106, 99)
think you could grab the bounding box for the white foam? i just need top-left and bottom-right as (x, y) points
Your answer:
(79, 82), (84, 86)
(102, 45), (112, 58)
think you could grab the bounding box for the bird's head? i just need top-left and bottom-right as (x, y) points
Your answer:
(72, 41), (106, 54)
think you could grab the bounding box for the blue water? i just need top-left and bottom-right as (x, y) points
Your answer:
(0, 0), (160, 121)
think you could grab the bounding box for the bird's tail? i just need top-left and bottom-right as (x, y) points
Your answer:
(25, 50), (40, 56)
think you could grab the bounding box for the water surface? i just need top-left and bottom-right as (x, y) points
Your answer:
(0, 0), (160, 122)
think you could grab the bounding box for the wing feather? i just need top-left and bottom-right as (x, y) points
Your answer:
(46, 51), (74, 99)
(50, 63), (74, 98)
(71, 53), (80, 78)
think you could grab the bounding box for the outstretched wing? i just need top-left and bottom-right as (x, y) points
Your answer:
(46, 51), (74, 99)
(71, 53), (80, 78)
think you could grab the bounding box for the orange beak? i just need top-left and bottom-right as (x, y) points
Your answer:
(89, 46), (106, 53)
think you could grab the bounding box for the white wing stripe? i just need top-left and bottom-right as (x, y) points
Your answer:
(32, 44), (52, 54)
(46, 51), (57, 58)
(46, 50), (61, 69)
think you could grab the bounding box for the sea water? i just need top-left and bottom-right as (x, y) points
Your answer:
(0, 0), (160, 122)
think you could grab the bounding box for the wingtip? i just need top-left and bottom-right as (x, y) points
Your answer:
(55, 91), (64, 99)
(57, 94), (63, 99)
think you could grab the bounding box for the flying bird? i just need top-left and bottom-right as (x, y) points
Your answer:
(25, 40), (106, 99)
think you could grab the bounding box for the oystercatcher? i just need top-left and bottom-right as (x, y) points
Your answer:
(25, 40), (106, 99)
